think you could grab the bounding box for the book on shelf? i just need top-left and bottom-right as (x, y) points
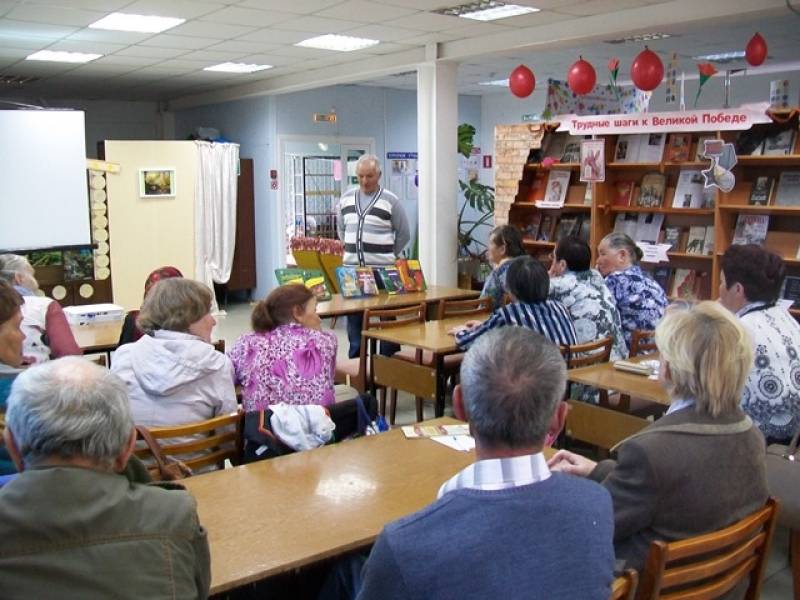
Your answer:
(303, 269), (332, 301)
(577, 215), (591, 242)
(528, 171), (548, 202)
(356, 267), (379, 295)
(639, 133), (667, 163)
(781, 276), (800, 309)
(274, 268), (305, 286)
(672, 170), (706, 209)
(613, 180), (636, 207)
(749, 176), (775, 206)
(671, 268), (697, 300)
(520, 212), (542, 240)
(732, 214), (770, 246)
(613, 134), (639, 163)
(561, 136), (583, 163)
(634, 213), (665, 244)
(663, 226), (683, 251)
(613, 213), (638, 239)
(701, 187), (715, 209)
(375, 267), (404, 294)
(702, 226), (715, 256)
(694, 135), (716, 160)
(763, 129), (797, 156)
(665, 133), (692, 162)
(540, 169), (571, 207)
(653, 267), (673, 294)
(537, 215), (556, 242)
(555, 216), (579, 242)
(336, 266), (361, 297)
(543, 133), (566, 161)
(405, 259), (427, 291)
(395, 259), (419, 292)
(583, 183), (593, 206)
(775, 171), (800, 206)
(638, 172), (666, 208)
(685, 226), (707, 254)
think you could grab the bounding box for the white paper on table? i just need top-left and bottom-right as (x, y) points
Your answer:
(637, 242), (671, 263)
(431, 435), (476, 452)
(778, 299), (794, 311)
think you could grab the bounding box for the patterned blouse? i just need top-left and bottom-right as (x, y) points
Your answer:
(455, 300), (577, 350)
(229, 323), (338, 412)
(737, 302), (800, 441)
(604, 265), (668, 348)
(549, 269), (628, 361)
(480, 260), (512, 309)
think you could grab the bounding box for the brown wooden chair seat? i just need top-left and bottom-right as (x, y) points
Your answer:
(610, 569), (638, 600)
(560, 336), (613, 405)
(635, 498), (779, 599)
(135, 411), (244, 480)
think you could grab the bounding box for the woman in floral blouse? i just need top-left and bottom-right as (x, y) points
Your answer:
(549, 236), (627, 361)
(479, 225), (527, 309)
(596, 233), (668, 349)
(719, 244), (800, 443)
(229, 284), (337, 412)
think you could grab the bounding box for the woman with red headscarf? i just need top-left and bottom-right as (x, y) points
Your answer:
(118, 266), (183, 346)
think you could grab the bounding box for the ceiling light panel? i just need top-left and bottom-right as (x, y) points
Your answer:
(203, 62), (273, 73)
(692, 51), (746, 62)
(295, 34), (380, 52)
(434, 2), (539, 22)
(26, 50), (103, 63)
(89, 13), (186, 33)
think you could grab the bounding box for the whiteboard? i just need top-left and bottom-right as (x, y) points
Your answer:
(0, 110), (91, 251)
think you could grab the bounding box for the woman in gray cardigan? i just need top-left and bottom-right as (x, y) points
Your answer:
(549, 301), (768, 573)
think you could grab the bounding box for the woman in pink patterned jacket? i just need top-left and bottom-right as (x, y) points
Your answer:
(229, 283), (337, 412)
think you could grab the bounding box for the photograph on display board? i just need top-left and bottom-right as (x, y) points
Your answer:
(139, 168), (176, 198)
(63, 249), (94, 282)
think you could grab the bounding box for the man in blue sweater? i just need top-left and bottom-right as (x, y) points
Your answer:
(357, 327), (615, 600)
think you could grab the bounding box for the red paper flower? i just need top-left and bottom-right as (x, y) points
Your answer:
(608, 57), (620, 72)
(697, 62), (717, 78)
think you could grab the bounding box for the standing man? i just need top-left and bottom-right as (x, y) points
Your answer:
(338, 154), (410, 358)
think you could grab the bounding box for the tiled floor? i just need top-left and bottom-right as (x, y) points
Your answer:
(215, 301), (794, 598)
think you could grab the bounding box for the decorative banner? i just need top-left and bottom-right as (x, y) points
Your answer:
(701, 139), (737, 193)
(543, 78), (650, 118)
(556, 102), (771, 135)
(665, 52), (678, 105)
(580, 139), (605, 182)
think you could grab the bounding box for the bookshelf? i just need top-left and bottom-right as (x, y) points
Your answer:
(503, 108), (800, 306)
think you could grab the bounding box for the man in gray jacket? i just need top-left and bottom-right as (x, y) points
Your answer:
(0, 357), (210, 600)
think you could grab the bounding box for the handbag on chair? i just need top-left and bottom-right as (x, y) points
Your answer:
(766, 427), (800, 530)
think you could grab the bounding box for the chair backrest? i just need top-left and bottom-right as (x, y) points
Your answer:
(561, 336), (613, 369)
(135, 411), (244, 479)
(636, 498), (779, 600)
(611, 569), (638, 600)
(436, 296), (492, 320)
(565, 400), (649, 450)
(630, 329), (656, 357)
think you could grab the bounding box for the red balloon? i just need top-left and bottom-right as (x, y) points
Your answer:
(745, 32), (767, 67)
(567, 57), (596, 95)
(508, 64), (535, 98)
(631, 47), (664, 92)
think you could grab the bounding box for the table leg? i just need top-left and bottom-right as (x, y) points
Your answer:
(435, 354), (446, 417)
(368, 336), (377, 398)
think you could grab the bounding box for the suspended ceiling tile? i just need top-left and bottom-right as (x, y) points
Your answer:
(315, 1), (420, 23)
(382, 12), (472, 33)
(207, 39), (280, 54)
(0, 18), (78, 39)
(167, 21), (257, 40)
(18, 1), (130, 10)
(344, 24), (427, 42)
(197, 6), (297, 28)
(554, 0), (653, 16)
(238, 53), (305, 66)
(91, 54), (162, 66)
(5, 5), (106, 27)
(371, 0), (458, 9)
(236, 28), (317, 44)
(66, 28), (154, 44)
(499, 10), (576, 28)
(113, 45), (189, 59)
(236, 0), (341, 14)
(177, 49), (249, 62)
(137, 33), (218, 49)
(119, 0), (225, 20)
(272, 15), (366, 33)
(46, 39), (125, 54)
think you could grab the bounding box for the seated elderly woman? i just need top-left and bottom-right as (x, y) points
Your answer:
(719, 244), (800, 443)
(480, 225), (527, 308)
(548, 301), (768, 572)
(595, 233), (668, 349)
(549, 236), (627, 361)
(230, 283), (338, 412)
(0, 254), (81, 363)
(0, 357), (210, 598)
(0, 279), (25, 479)
(118, 266), (183, 346)
(111, 278), (237, 429)
(452, 255), (577, 349)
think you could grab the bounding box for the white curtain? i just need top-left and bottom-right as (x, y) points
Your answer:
(194, 141), (239, 312)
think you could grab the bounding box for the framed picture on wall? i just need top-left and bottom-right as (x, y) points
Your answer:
(139, 168), (176, 198)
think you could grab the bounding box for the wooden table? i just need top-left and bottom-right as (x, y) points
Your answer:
(182, 417), (473, 594)
(363, 315), (488, 418)
(71, 321), (123, 354)
(567, 353), (669, 406)
(315, 285), (478, 318)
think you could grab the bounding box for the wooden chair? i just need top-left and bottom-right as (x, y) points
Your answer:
(635, 498), (779, 600)
(630, 329), (657, 357)
(435, 295), (493, 320)
(335, 304), (426, 422)
(611, 569), (638, 600)
(564, 400), (649, 451)
(135, 411), (244, 480)
(616, 329), (663, 415)
(561, 336), (613, 405)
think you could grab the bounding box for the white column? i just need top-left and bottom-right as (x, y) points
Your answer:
(417, 59), (458, 288)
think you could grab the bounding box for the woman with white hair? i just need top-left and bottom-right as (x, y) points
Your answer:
(0, 254), (81, 364)
(548, 302), (768, 573)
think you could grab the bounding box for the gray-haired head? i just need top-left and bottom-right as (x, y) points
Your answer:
(6, 357), (134, 470)
(355, 153), (382, 175)
(600, 232), (643, 264)
(0, 253), (33, 286)
(459, 327), (566, 449)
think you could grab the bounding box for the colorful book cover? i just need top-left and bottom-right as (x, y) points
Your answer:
(274, 268), (305, 286)
(663, 227), (682, 251)
(613, 180), (635, 207)
(356, 267), (379, 296)
(614, 134), (639, 163)
(775, 171), (800, 206)
(520, 212), (542, 240)
(336, 266), (361, 298)
(537, 215), (556, 241)
(395, 258), (418, 292)
(555, 216), (578, 242)
(666, 133), (691, 162)
(671, 269), (697, 300)
(406, 259), (427, 291)
(702, 227), (715, 256)
(638, 172), (666, 208)
(376, 267), (405, 294)
(303, 269), (331, 301)
(763, 130), (796, 156)
(542, 169), (571, 206)
(732, 214), (769, 246)
(528, 171), (549, 202)
(685, 226), (707, 254)
(749, 176), (774, 206)
(672, 170), (705, 209)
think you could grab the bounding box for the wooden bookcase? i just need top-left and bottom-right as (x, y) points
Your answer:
(503, 109), (800, 308)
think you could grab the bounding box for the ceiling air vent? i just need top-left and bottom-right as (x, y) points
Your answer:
(0, 74), (41, 87)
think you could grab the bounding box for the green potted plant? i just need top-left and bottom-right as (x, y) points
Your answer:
(457, 123), (495, 289)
